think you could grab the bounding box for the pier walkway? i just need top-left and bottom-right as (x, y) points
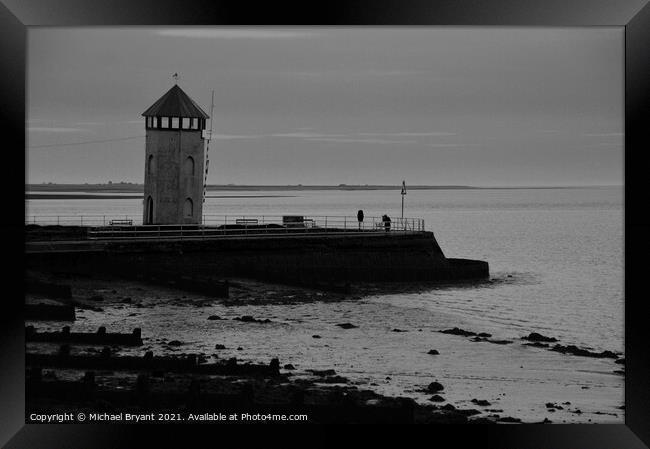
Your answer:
(26, 214), (428, 253)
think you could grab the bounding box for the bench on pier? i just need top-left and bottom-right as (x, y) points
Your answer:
(235, 218), (259, 226)
(282, 216), (315, 228)
(109, 219), (133, 226)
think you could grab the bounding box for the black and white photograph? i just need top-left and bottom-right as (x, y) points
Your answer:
(22, 24), (627, 426)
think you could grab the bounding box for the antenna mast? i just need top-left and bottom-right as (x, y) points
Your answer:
(203, 89), (215, 205)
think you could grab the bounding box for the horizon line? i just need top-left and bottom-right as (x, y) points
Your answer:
(25, 182), (623, 189)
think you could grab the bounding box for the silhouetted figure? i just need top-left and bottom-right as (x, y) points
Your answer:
(382, 214), (391, 232)
(357, 209), (364, 230)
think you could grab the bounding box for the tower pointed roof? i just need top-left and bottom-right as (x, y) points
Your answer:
(142, 85), (210, 119)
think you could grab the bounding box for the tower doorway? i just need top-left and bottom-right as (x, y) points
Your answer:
(145, 196), (154, 224)
(183, 198), (193, 218)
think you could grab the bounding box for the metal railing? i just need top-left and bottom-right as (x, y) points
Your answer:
(25, 215), (136, 227)
(25, 214), (426, 240)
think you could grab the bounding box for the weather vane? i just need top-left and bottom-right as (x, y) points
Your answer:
(172, 73), (179, 84)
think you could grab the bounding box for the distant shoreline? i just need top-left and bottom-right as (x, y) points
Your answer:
(26, 184), (622, 194)
(25, 193), (297, 200)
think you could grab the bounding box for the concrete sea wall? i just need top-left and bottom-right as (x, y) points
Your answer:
(26, 231), (489, 285)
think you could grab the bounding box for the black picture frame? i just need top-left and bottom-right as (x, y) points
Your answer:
(2, 0), (649, 447)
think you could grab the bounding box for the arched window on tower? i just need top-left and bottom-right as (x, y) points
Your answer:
(184, 198), (193, 218)
(184, 156), (195, 177)
(147, 154), (154, 175)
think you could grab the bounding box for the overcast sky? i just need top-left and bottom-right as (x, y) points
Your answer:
(27, 27), (623, 186)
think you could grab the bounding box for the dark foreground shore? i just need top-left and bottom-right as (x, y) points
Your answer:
(25, 270), (521, 424)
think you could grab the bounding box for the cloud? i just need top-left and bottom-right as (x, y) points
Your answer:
(72, 120), (143, 126)
(583, 132), (623, 137)
(155, 29), (318, 40)
(427, 143), (479, 148)
(269, 132), (346, 139)
(29, 126), (87, 133)
(207, 131), (342, 140)
(291, 69), (426, 79)
(306, 137), (417, 145)
(208, 133), (262, 140)
(205, 130), (458, 145)
(358, 132), (456, 137)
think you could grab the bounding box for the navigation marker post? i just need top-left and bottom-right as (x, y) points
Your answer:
(401, 180), (407, 221)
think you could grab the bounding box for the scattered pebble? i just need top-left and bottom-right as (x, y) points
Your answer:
(551, 344), (618, 359)
(307, 369), (336, 376)
(522, 332), (558, 343)
(440, 327), (476, 337)
(425, 381), (444, 393)
(497, 416), (521, 423)
(234, 316), (271, 324)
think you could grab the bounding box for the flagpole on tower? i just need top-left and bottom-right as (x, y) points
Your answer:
(202, 89), (215, 206)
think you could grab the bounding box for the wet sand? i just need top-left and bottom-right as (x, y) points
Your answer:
(25, 271), (624, 423)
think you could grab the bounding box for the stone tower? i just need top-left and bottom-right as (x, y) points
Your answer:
(141, 84), (210, 225)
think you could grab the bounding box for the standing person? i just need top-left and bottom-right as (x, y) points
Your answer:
(357, 209), (364, 230)
(382, 214), (391, 232)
